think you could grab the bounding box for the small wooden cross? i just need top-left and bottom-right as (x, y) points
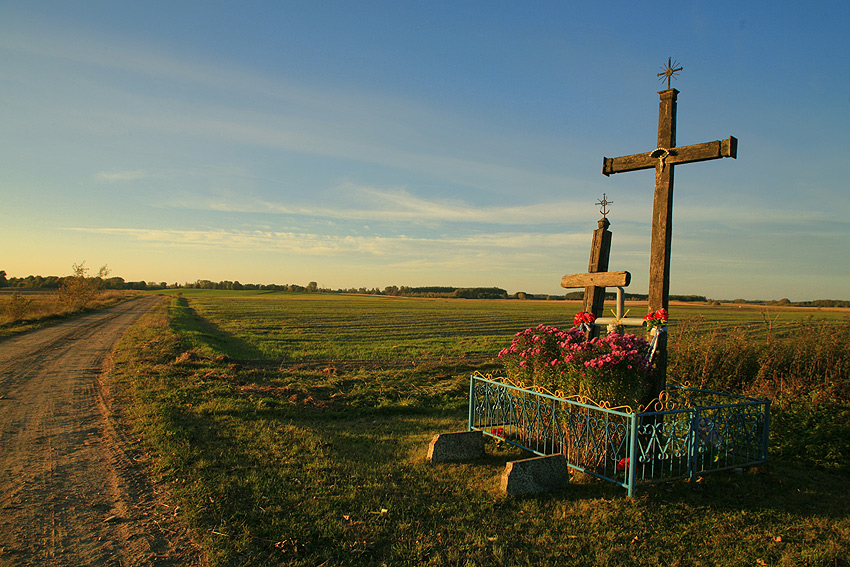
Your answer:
(560, 198), (619, 338)
(602, 61), (738, 397)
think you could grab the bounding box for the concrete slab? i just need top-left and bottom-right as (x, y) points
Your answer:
(427, 431), (485, 463)
(500, 454), (570, 495)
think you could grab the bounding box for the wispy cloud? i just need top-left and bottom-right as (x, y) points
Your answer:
(61, 225), (596, 284)
(1, 23), (582, 198)
(169, 185), (622, 226)
(93, 169), (150, 182)
(98, 105), (578, 197)
(64, 226), (586, 255)
(675, 203), (837, 226)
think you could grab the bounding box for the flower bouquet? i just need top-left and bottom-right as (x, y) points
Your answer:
(573, 310), (596, 331)
(643, 308), (668, 331)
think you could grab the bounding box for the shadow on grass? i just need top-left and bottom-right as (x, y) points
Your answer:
(653, 461), (850, 520)
(170, 297), (266, 361)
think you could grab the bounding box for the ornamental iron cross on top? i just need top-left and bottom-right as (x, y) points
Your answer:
(602, 59), (738, 396)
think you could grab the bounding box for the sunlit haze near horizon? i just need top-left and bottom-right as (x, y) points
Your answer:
(2, 1), (848, 301)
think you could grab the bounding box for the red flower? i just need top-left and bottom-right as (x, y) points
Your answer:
(491, 427), (505, 438)
(573, 311), (596, 326)
(643, 308), (669, 327)
(617, 457), (630, 472)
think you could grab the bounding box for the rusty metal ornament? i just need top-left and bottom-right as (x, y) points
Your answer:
(657, 57), (683, 90)
(595, 193), (613, 218)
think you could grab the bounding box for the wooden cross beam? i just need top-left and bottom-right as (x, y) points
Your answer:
(603, 137), (737, 177)
(561, 271), (630, 289)
(562, 268), (631, 337)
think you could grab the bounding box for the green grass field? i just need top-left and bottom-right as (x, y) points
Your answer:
(152, 289), (849, 359)
(108, 291), (849, 566)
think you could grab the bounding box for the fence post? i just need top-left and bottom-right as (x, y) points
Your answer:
(688, 408), (700, 481)
(468, 376), (475, 431)
(551, 398), (558, 455)
(762, 400), (771, 462)
(628, 413), (638, 497)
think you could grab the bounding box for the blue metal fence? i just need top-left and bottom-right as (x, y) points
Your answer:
(468, 375), (770, 496)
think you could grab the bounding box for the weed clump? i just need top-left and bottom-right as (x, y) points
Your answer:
(668, 316), (850, 405)
(669, 316), (850, 472)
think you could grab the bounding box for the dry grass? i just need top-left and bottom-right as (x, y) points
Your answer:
(0, 290), (130, 335)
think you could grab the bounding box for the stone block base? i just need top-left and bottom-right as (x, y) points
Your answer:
(500, 454), (570, 495)
(427, 431), (484, 463)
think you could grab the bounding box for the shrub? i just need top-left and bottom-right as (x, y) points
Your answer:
(3, 292), (33, 322)
(666, 317), (760, 393)
(58, 262), (110, 309)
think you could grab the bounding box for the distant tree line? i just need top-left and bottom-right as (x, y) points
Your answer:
(377, 286), (510, 299)
(2, 269), (847, 305)
(0, 272), (314, 293)
(0, 272), (157, 291)
(759, 298), (850, 308)
(0, 272), (517, 299)
(563, 291), (710, 303)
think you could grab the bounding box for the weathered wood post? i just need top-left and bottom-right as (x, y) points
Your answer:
(582, 195), (614, 338)
(602, 59), (738, 399)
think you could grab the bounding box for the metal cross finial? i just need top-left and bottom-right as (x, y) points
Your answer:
(657, 57), (683, 90)
(596, 193), (613, 218)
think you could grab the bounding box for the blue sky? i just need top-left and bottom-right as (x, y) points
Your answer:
(1, 1), (848, 300)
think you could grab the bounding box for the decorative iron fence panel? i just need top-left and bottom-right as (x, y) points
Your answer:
(468, 375), (770, 496)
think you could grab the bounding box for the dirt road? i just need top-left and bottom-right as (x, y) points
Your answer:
(0, 297), (200, 566)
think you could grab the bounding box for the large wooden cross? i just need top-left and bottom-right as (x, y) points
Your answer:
(603, 65), (738, 396)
